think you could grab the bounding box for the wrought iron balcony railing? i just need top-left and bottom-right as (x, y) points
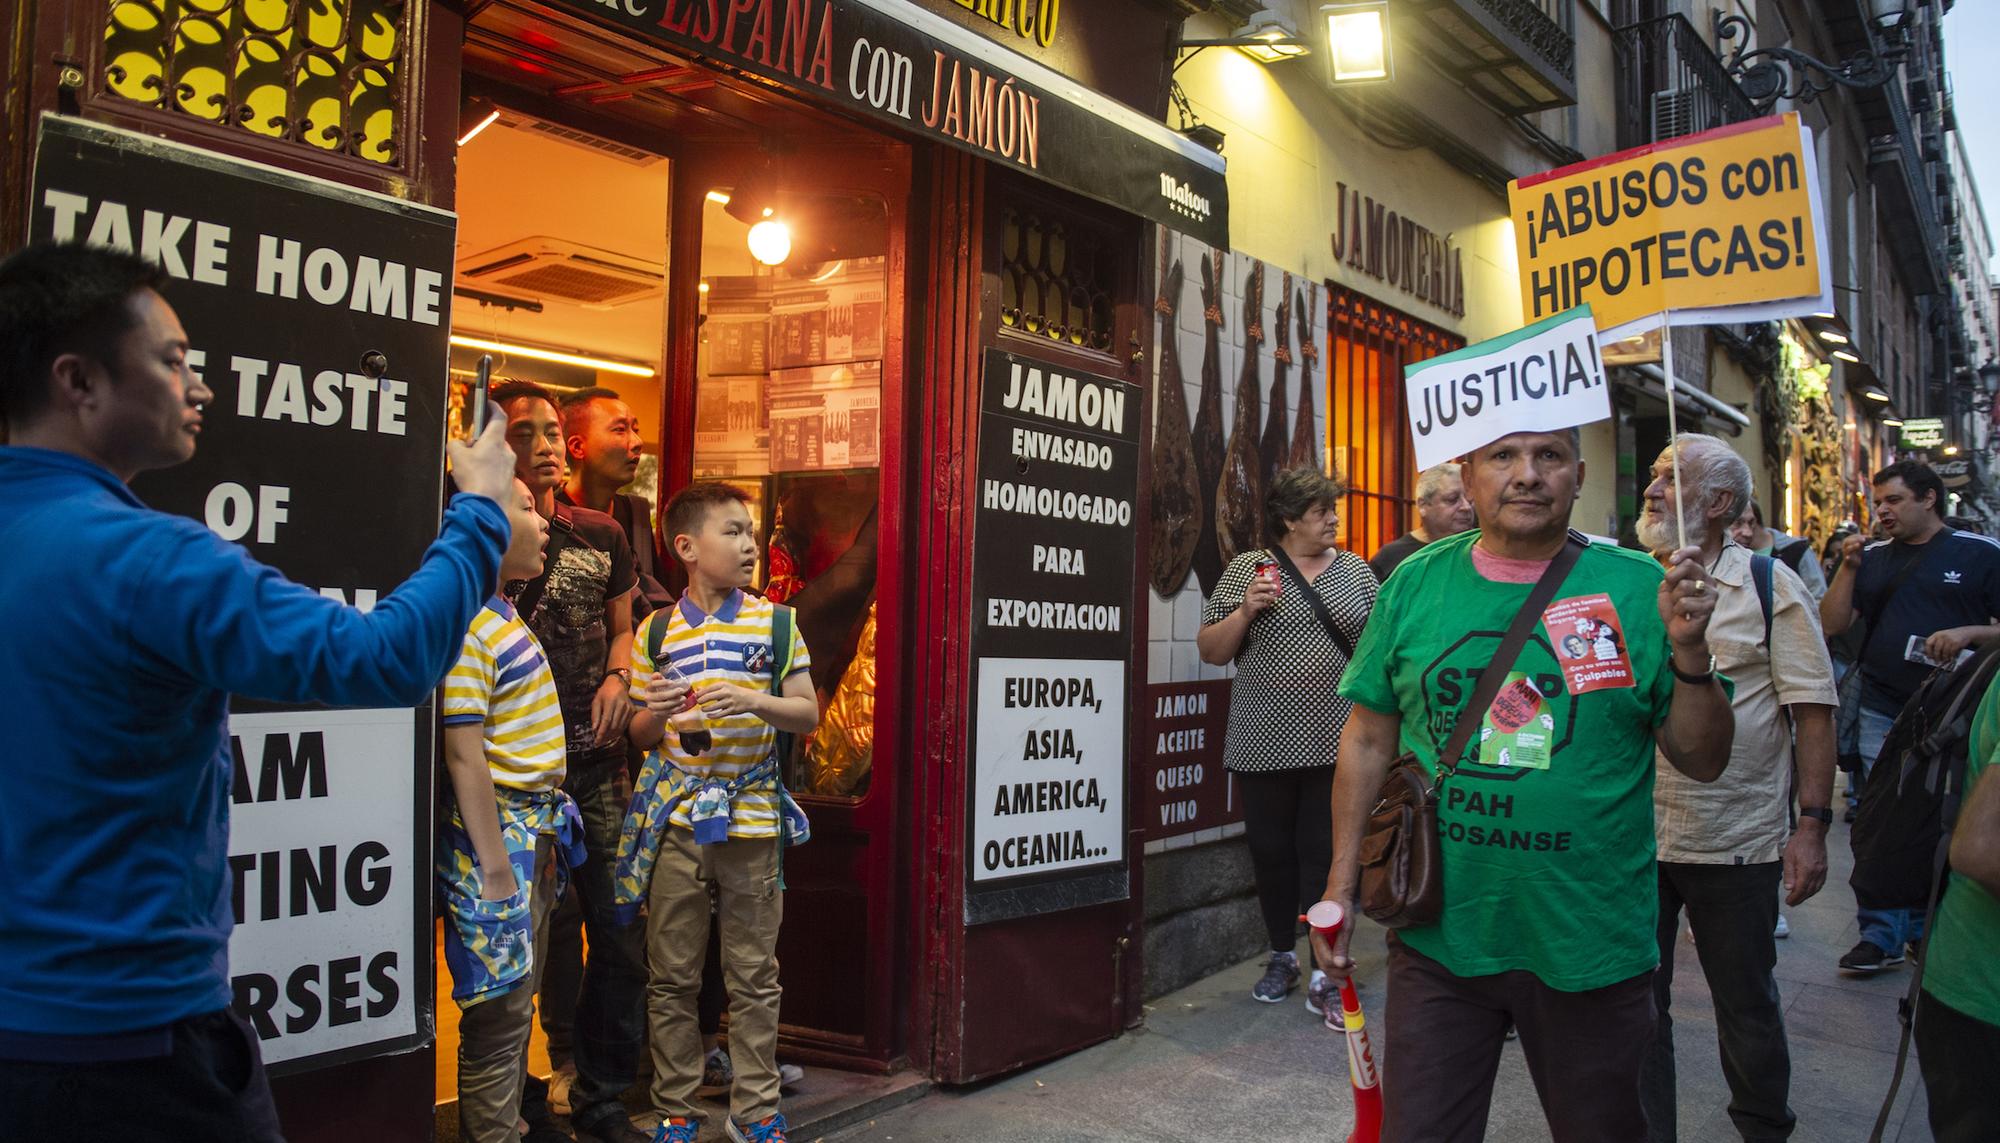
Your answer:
(1400, 0), (1577, 115)
(1612, 14), (1756, 149)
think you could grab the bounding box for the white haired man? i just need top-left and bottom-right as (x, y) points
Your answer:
(1637, 434), (1839, 1143)
(1369, 462), (1476, 581)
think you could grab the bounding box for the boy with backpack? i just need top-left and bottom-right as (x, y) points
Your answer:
(617, 482), (819, 1143)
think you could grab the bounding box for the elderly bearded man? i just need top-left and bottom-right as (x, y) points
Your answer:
(1637, 435), (1838, 1143)
(1312, 428), (1733, 1143)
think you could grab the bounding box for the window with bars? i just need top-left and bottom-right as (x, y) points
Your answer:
(101, 0), (406, 164)
(996, 198), (1118, 357)
(1323, 286), (1464, 561)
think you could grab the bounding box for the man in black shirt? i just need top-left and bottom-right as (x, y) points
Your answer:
(492, 381), (649, 1143)
(559, 387), (674, 613)
(1368, 462), (1475, 581)
(1821, 460), (2000, 975)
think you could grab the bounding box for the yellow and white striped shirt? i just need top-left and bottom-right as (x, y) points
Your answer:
(629, 590), (811, 838)
(443, 598), (567, 792)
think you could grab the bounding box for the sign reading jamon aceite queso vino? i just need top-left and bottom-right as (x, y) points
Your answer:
(964, 349), (1141, 924)
(542, 0), (1229, 247)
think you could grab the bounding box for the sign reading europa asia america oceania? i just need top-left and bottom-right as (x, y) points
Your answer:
(29, 115), (452, 1073)
(966, 349), (1139, 924)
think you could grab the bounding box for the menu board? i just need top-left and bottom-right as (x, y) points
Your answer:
(964, 348), (1141, 924)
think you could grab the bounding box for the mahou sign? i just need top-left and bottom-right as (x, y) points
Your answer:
(544, 0), (1229, 247)
(29, 115), (453, 1073)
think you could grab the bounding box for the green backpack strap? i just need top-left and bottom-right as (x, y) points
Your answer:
(769, 602), (799, 889)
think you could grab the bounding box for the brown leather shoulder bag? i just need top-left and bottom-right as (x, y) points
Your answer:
(1358, 534), (1585, 928)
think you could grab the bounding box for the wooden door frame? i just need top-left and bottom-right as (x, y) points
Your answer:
(663, 139), (914, 1069)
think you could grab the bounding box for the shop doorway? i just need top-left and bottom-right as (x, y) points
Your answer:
(668, 142), (911, 1071)
(445, 0), (917, 1103)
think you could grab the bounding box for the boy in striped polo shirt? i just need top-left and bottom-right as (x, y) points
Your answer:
(440, 479), (578, 1143)
(620, 483), (818, 1143)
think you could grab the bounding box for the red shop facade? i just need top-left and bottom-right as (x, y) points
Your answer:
(3, 0), (1230, 1134)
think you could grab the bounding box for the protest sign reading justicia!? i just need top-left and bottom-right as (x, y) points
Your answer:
(1403, 305), (1612, 470)
(1508, 112), (1831, 339)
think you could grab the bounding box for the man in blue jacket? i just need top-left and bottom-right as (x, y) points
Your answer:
(0, 242), (519, 1140)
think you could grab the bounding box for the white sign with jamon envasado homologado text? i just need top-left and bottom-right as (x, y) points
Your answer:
(1402, 304), (1613, 470)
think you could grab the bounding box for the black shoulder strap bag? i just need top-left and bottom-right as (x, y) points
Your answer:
(1358, 532), (1586, 928)
(1268, 546), (1358, 661)
(510, 503), (576, 622)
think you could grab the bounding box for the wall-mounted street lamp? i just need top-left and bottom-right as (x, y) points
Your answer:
(1715, 2), (1913, 111)
(1179, 7), (1311, 65)
(1322, 1), (1391, 85)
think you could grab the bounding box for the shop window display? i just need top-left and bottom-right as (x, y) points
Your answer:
(694, 189), (885, 799)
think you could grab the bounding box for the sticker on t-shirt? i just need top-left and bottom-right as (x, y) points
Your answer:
(1542, 594), (1636, 694)
(1479, 673), (1555, 769)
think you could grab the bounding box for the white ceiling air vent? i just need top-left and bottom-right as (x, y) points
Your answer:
(493, 111), (662, 167)
(459, 238), (666, 308)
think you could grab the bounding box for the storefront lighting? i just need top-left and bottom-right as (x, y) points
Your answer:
(1882, 417), (1904, 428)
(1863, 386), (1890, 402)
(448, 334), (656, 378)
(1236, 9), (1309, 63)
(1836, 349), (1863, 364)
(1178, 8), (1308, 65)
(1944, 445), (1961, 456)
(698, 280), (710, 294)
(1322, 1), (1391, 85)
(1818, 329), (1849, 345)
(456, 102), (500, 147)
(748, 209), (792, 266)
(706, 190), (733, 205)
(1813, 310), (1838, 320)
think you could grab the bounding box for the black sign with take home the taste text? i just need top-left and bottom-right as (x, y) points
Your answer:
(29, 114), (454, 1075)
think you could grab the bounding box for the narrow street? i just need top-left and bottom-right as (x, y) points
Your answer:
(829, 816), (1937, 1143)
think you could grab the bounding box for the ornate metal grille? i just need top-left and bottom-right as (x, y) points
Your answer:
(997, 201), (1117, 355)
(101, 0), (405, 164)
(1326, 286), (1463, 559)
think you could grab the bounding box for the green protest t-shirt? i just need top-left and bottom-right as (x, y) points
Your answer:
(1921, 675), (2000, 1027)
(1338, 531), (1677, 991)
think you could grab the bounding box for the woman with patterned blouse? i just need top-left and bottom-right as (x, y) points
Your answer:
(1198, 466), (1379, 1019)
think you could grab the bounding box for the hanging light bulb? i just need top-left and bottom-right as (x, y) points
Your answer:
(748, 207), (791, 266)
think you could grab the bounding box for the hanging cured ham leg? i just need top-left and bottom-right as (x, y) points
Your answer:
(1215, 258), (1265, 568)
(1259, 271), (1294, 489)
(1290, 282), (1322, 473)
(1148, 242), (1202, 597)
(1190, 247), (1228, 597)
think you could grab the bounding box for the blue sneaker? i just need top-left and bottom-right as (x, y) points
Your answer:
(652, 1119), (698, 1143)
(726, 1113), (790, 1143)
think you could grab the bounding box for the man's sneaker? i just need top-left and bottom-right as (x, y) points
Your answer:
(573, 1115), (650, 1143)
(1251, 952), (1300, 1003)
(778, 1062), (806, 1090)
(726, 1113), (789, 1143)
(698, 1047), (735, 1097)
(1839, 940), (1905, 974)
(1305, 971), (1335, 1018)
(651, 1119), (698, 1143)
(546, 1061), (577, 1117)
(1774, 914), (1790, 939)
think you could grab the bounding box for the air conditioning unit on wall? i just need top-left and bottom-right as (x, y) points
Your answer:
(458, 238), (666, 308)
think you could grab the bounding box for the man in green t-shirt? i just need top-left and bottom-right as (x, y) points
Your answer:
(1917, 666), (2000, 1140)
(1312, 428), (1734, 1142)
